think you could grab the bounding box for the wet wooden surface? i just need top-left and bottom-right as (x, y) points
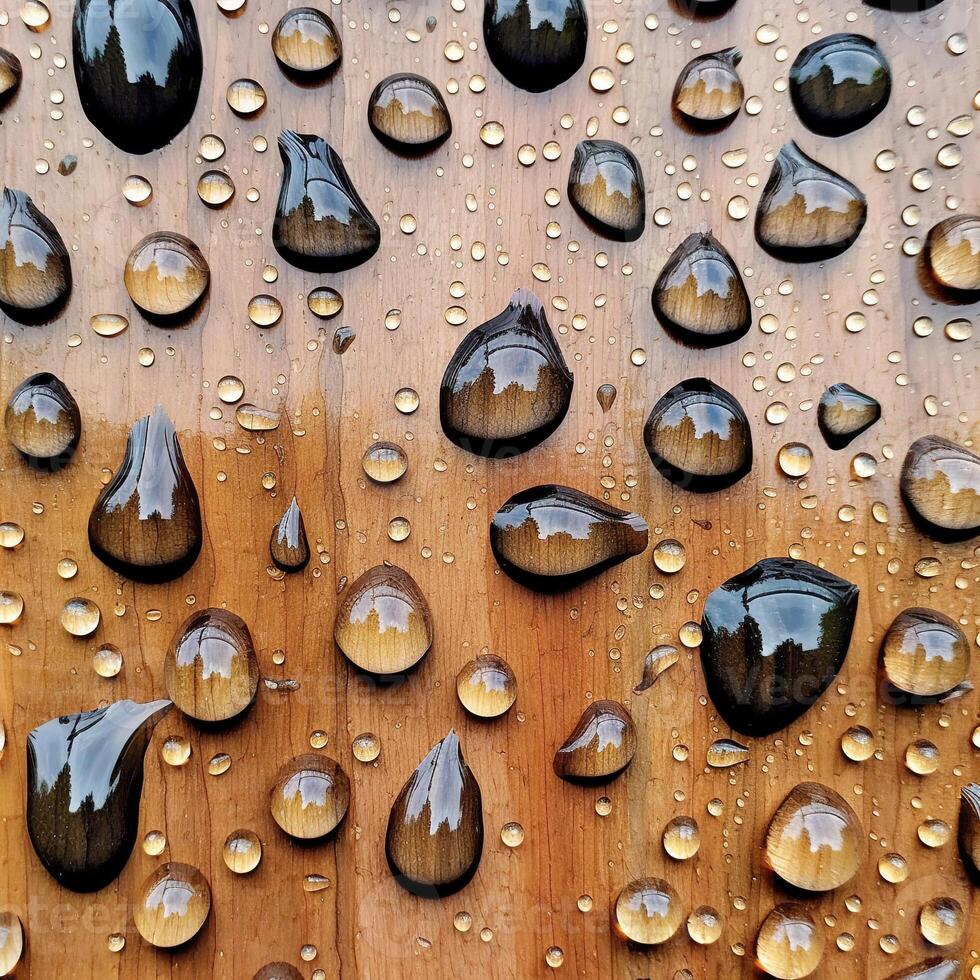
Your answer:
(0, 0), (978, 977)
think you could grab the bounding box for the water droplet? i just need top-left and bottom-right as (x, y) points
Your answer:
(877, 852), (908, 883)
(958, 783), (980, 881)
(142, 830), (166, 855)
(900, 436), (980, 541)
(596, 383), (617, 412)
(124, 232), (209, 319)
(479, 120), (505, 146)
(881, 608), (969, 700)
(687, 905), (722, 945)
(706, 737), (750, 768)
(308, 286), (343, 319)
(756, 903), (824, 979)
(91, 312), (129, 337)
(394, 387), (419, 414)
(223, 829), (262, 874)
(612, 877), (682, 945)
(568, 140), (645, 241)
(368, 73), (451, 152)
(362, 441), (408, 483)
(0, 48), (23, 105)
(456, 654), (517, 718)
(672, 47), (743, 127)
(208, 752), (231, 776)
(254, 964), (304, 980)
(217, 375), (245, 404)
(778, 442), (813, 478)
(134, 862), (211, 948)
(817, 383), (881, 449)
(236, 403), (281, 432)
(197, 170), (235, 207)
(919, 897), (964, 947)
(554, 700), (636, 783)
(122, 174), (153, 205)
(652, 538), (686, 574)
(270, 754), (350, 840)
(352, 732), (381, 763)
(0, 523), (25, 549)
(161, 734), (191, 767)
(272, 7), (341, 77)
(5, 372), (80, 468)
(93, 643), (123, 678)
(544, 946), (564, 968)
(500, 821), (525, 847)
(270, 496), (310, 572)
(841, 725), (874, 762)
(905, 738), (940, 775)
(0, 912), (24, 975)
(61, 596), (100, 636)
(226, 77), (265, 115)
(925, 215), (980, 296)
(663, 815), (701, 859)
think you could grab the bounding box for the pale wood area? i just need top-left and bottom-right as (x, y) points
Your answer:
(1, 0), (978, 977)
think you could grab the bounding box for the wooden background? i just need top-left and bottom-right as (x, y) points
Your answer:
(0, 0), (978, 976)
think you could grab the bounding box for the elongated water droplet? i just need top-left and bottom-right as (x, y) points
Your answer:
(270, 754), (350, 840)
(334, 564), (432, 675)
(270, 496), (310, 572)
(756, 903), (824, 979)
(885, 959), (963, 980)
(925, 215), (980, 297)
(483, 0), (587, 92)
(386, 730), (483, 895)
(456, 654), (517, 718)
(490, 484), (648, 591)
(612, 877), (682, 945)
(272, 7), (341, 77)
(959, 783), (980, 885)
(440, 288), (573, 457)
(27, 699), (171, 891)
(72, 0), (202, 153)
(90, 312), (128, 337)
(652, 232), (749, 346)
(124, 232), (210, 320)
(0, 48), (23, 105)
(165, 609), (258, 722)
(706, 737), (749, 768)
(236, 403), (280, 432)
(701, 558), (859, 736)
(0, 187), (71, 319)
(362, 441), (407, 483)
(755, 141), (867, 260)
(817, 383), (880, 449)
(368, 73), (451, 153)
(568, 140), (645, 241)
(900, 435), (980, 541)
(133, 862), (210, 947)
(672, 47), (743, 127)
(553, 700), (636, 783)
(881, 607), (969, 701)
(88, 407), (203, 582)
(634, 644), (679, 692)
(644, 378), (752, 492)
(765, 782), (862, 891)
(5, 372), (80, 469)
(274, 130), (380, 272)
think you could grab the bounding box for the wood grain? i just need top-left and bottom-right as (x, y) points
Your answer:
(0, 0), (978, 977)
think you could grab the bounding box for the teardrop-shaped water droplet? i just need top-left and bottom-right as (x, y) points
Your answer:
(900, 435), (980, 541)
(386, 729), (483, 896)
(164, 608), (259, 722)
(672, 47), (743, 127)
(817, 382), (880, 449)
(959, 783), (980, 886)
(133, 862), (210, 947)
(568, 140), (645, 241)
(274, 130), (380, 272)
(124, 232), (209, 320)
(706, 737), (750, 768)
(72, 0), (202, 153)
(0, 48), (23, 105)
(456, 654), (517, 718)
(0, 911), (24, 975)
(0, 187), (71, 319)
(270, 495), (310, 572)
(553, 700), (636, 783)
(596, 383), (617, 412)
(652, 232), (750, 346)
(88, 406), (203, 582)
(633, 644), (679, 693)
(440, 288), (573, 457)
(27, 698), (172, 891)
(885, 959), (964, 980)
(755, 141), (867, 260)
(881, 607), (969, 701)
(5, 372), (80, 469)
(270, 753), (350, 840)
(483, 0), (587, 92)
(765, 781), (862, 891)
(334, 564), (433, 675)
(368, 73), (451, 153)
(490, 484), (648, 591)
(756, 903), (824, 979)
(925, 215), (980, 298)
(612, 877), (682, 945)
(701, 558), (858, 736)
(643, 378), (752, 492)
(272, 7), (341, 78)
(790, 34), (891, 136)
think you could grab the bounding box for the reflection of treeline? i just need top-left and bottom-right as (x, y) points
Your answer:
(490, 0), (579, 64)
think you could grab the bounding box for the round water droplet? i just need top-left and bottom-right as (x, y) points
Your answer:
(223, 829), (262, 874)
(134, 863), (211, 948)
(122, 174), (153, 206)
(272, 7), (341, 76)
(248, 293), (283, 327)
(778, 442), (812, 478)
(352, 732), (381, 763)
(919, 896), (964, 946)
(197, 170), (235, 207)
(93, 643), (123, 678)
(840, 725), (874, 762)
(0, 591), (24, 626)
(5, 372), (80, 467)
(881, 608), (969, 700)
(161, 734), (191, 767)
(456, 654), (517, 718)
(688, 905), (722, 945)
(612, 877), (682, 945)
(124, 233), (209, 319)
(226, 78), (266, 115)
(308, 286), (343, 319)
(756, 903), (824, 979)
(479, 121), (505, 146)
(362, 441), (408, 483)
(652, 538), (686, 574)
(0, 912), (24, 975)
(500, 821), (525, 847)
(901, 436), (980, 540)
(877, 852), (908, 884)
(394, 387), (420, 414)
(673, 48), (743, 127)
(217, 375), (245, 404)
(905, 738), (940, 775)
(0, 523), (25, 549)
(663, 815), (700, 859)
(270, 754), (350, 840)
(142, 830), (166, 855)
(61, 596), (100, 636)
(368, 73), (452, 152)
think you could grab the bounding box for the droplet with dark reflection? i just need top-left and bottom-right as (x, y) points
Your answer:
(386, 729), (483, 896)
(27, 699), (172, 891)
(634, 644), (679, 693)
(164, 608), (259, 722)
(652, 232), (750, 346)
(925, 215), (980, 298)
(612, 877), (682, 945)
(643, 378), (752, 492)
(700, 558), (858, 736)
(756, 903), (824, 979)
(959, 783), (980, 886)
(817, 382), (880, 449)
(368, 73), (451, 153)
(0, 48), (22, 105)
(332, 324), (355, 354)
(133, 862), (210, 948)
(672, 47), (743, 127)
(0, 187), (71, 319)
(334, 564), (432, 675)
(483, 0), (587, 92)
(789, 34), (891, 136)
(254, 965), (304, 980)
(568, 140), (645, 242)
(490, 484), (648, 591)
(440, 288), (573, 457)
(270, 754), (350, 840)
(765, 781), (862, 891)
(272, 7), (341, 78)
(270, 496), (310, 572)
(88, 406), (203, 582)
(885, 960), (963, 980)
(123, 232), (209, 320)
(72, 0), (202, 153)
(274, 130), (380, 272)
(881, 607), (969, 701)
(456, 654), (517, 718)
(554, 700), (636, 783)
(0, 911), (23, 975)
(596, 383), (617, 412)
(755, 141), (867, 260)
(900, 435), (980, 541)
(5, 372), (80, 469)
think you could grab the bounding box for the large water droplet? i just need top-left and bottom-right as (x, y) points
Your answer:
(5, 372), (80, 469)
(568, 140), (645, 242)
(72, 0), (202, 153)
(124, 232), (209, 320)
(254, 964), (304, 980)
(368, 73), (451, 153)
(817, 383), (880, 449)
(274, 130), (380, 272)
(483, 0), (587, 92)
(0, 911), (23, 975)
(885, 959), (964, 980)
(440, 288), (572, 457)
(133, 862), (210, 947)
(553, 700), (636, 783)
(634, 644), (679, 693)
(900, 435), (980, 541)
(270, 496), (310, 572)
(765, 782), (862, 891)
(272, 7), (341, 78)
(700, 558), (859, 736)
(881, 607), (969, 701)
(456, 654), (517, 718)
(490, 484), (648, 591)
(386, 730), (482, 895)
(672, 47), (743, 127)
(755, 141), (866, 260)
(925, 215), (980, 298)
(88, 406), (203, 582)
(612, 877), (682, 945)
(756, 903), (824, 979)
(0, 48), (23, 105)
(959, 783), (980, 885)
(270, 754), (350, 840)
(27, 699), (171, 891)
